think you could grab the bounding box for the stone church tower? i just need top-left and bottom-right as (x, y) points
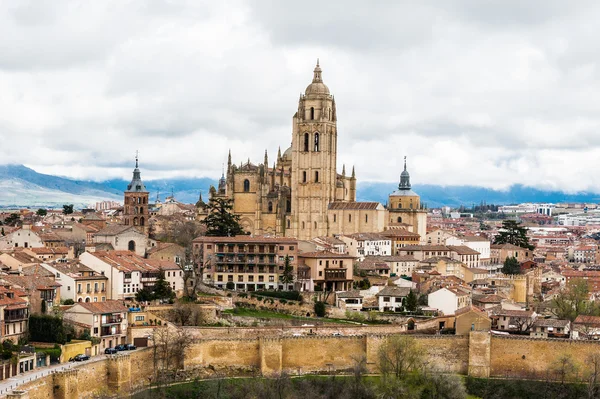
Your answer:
(290, 60), (340, 240)
(123, 155), (149, 235)
(387, 157), (427, 240)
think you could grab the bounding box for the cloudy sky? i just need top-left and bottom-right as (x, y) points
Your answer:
(1, 0), (599, 192)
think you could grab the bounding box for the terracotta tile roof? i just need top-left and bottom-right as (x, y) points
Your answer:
(299, 251), (355, 259)
(94, 225), (137, 236)
(381, 255), (418, 262)
(493, 309), (534, 318)
(71, 300), (128, 314)
(337, 291), (363, 299)
(476, 294), (503, 304)
(380, 229), (420, 238)
(573, 315), (600, 327)
(193, 236), (297, 244)
(376, 286), (411, 297)
(455, 305), (490, 319)
(533, 318), (570, 328)
(343, 232), (389, 241)
(328, 202), (381, 210)
(28, 247), (68, 255)
(447, 245), (480, 255)
(85, 251), (180, 272)
(1, 275), (61, 292)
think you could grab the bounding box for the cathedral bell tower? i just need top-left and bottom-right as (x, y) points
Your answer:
(290, 60), (338, 240)
(124, 153), (149, 235)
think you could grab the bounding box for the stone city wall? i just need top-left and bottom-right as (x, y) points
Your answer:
(9, 331), (600, 399)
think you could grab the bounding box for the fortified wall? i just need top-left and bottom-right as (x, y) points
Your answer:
(8, 332), (600, 399)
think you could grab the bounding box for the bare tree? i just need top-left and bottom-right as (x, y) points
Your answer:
(152, 326), (194, 384)
(169, 302), (206, 326)
(587, 353), (600, 399)
(551, 353), (579, 385)
(377, 335), (424, 381)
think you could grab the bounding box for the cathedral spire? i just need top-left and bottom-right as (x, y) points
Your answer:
(126, 153), (147, 193)
(264, 149), (268, 167)
(227, 149), (232, 172)
(312, 59), (322, 83)
(399, 156), (411, 190)
(277, 146), (282, 161)
(352, 165), (355, 179)
(342, 164), (346, 177)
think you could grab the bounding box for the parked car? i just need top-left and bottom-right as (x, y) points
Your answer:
(104, 348), (118, 355)
(115, 344), (127, 351)
(73, 354), (90, 361)
(125, 344), (137, 350)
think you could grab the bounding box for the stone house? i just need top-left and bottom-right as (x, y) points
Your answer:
(92, 225), (148, 257)
(530, 318), (570, 338)
(41, 260), (109, 303)
(0, 274), (61, 315)
(298, 251), (355, 292)
(455, 306), (492, 335)
(336, 291), (363, 311)
(493, 309), (537, 332)
(63, 300), (129, 354)
(376, 286), (411, 312)
(79, 251), (183, 300)
(428, 287), (472, 316)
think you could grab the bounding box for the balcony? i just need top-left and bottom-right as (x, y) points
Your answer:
(102, 317), (122, 325)
(5, 312), (28, 322)
(101, 326), (122, 336)
(324, 268), (349, 281)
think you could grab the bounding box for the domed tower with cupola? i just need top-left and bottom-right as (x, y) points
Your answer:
(388, 157), (427, 241)
(289, 60), (349, 240)
(123, 154), (149, 235)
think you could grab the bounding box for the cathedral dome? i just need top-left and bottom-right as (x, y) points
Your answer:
(304, 60), (330, 96)
(282, 146), (292, 160)
(305, 82), (330, 95)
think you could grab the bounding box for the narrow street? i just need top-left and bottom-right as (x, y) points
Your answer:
(0, 355), (107, 396)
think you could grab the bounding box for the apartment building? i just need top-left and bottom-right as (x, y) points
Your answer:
(193, 236), (298, 291)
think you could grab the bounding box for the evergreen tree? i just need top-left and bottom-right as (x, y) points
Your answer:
(280, 255), (294, 286)
(202, 197), (246, 237)
(36, 208), (47, 217)
(152, 269), (175, 301)
(62, 204), (74, 215)
(502, 256), (521, 275)
(493, 220), (534, 250)
(404, 290), (419, 312)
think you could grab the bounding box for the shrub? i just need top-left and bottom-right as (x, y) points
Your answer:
(226, 281), (235, 290)
(314, 301), (326, 317)
(279, 299), (287, 304)
(29, 315), (67, 344)
(63, 299), (75, 305)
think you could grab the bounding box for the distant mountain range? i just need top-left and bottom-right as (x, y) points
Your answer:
(1, 164), (599, 209)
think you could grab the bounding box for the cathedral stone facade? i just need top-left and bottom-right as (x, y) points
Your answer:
(208, 61), (426, 241)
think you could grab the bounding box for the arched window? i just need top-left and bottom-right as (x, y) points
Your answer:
(310, 107), (314, 120)
(131, 197), (136, 204)
(138, 197), (141, 204)
(268, 202), (273, 212)
(286, 200), (291, 213)
(314, 133), (320, 152)
(133, 217), (138, 226)
(365, 215), (368, 223)
(315, 171), (319, 182)
(304, 133), (309, 152)
(139, 207), (143, 214)
(140, 217), (145, 226)
(398, 202), (402, 209)
(314, 221), (317, 230)
(85, 297), (91, 303)
(302, 171), (307, 183)
(302, 221), (305, 229)
(78, 298), (82, 303)
(287, 219), (291, 229)
(397, 217), (402, 223)
(243, 179), (250, 192)
(128, 240), (136, 252)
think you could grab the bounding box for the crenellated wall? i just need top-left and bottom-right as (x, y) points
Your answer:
(9, 332), (600, 399)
